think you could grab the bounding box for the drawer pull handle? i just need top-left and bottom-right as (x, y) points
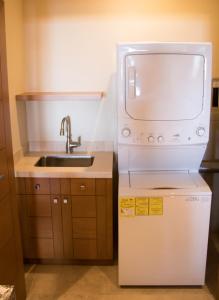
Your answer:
(34, 184), (40, 190)
(0, 174), (5, 181)
(63, 199), (68, 204)
(53, 198), (58, 204)
(80, 184), (86, 191)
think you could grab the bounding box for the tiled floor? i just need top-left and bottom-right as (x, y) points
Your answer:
(25, 264), (215, 300)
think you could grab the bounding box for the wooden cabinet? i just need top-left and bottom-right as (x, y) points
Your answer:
(0, 101), (6, 149)
(0, 149), (10, 198)
(0, 1), (26, 298)
(17, 177), (113, 263)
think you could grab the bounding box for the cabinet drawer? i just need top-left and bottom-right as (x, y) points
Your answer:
(0, 195), (13, 249)
(72, 196), (96, 217)
(0, 149), (9, 199)
(71, 179), (95, 195)
(25, 178), (50, 194)
(27, 195), (51, 217)
(28, 217), (53, 238)
(73, 239), (97, 259)
(72, 218), (96, 239)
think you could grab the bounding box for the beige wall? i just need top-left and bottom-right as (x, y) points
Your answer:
(8, 0), (219, 151)
(4, 0), (27, 155)
(23, 0), (219, 149)
(24, 0), (219, 88)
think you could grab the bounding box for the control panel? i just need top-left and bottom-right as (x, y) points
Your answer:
(119, 124), (208, 146)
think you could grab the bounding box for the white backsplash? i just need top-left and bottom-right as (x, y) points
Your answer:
(28, 140), (114, 153)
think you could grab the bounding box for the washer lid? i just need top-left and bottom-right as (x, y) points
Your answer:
(125, 53), (204, 121)
(129, 171), (200, 189)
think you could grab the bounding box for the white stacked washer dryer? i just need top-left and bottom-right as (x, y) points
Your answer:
(117, 42), (212, 286)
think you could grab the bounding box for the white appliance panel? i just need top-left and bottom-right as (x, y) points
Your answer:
(118, 118), (210, 146)
(119, 172), (211, 196)
(125, 54), (204, 121)
(130, 172), (199, 189)
(119, 194), (211, 285)
(118, 144), (206, 172)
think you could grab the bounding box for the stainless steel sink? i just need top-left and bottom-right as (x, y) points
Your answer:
(35, 154), (94, 167)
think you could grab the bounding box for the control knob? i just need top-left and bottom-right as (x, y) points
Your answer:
(157, 136), (164, 143)
(122, 127), (131, 137)
(196, 127), (205, 137)
(148, 136), (154, 143)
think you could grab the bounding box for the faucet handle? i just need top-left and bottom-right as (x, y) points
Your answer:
(69, 136), (82, 153)
(73, 136), (81, 147)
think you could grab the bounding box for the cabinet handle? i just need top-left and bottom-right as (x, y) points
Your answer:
(53, 198), (58, 204)
(34, 183), (40, 191)
(0, 174), (5, 181)
(128, 66), (136, 99)
(80, 184), (86, 191)
(63, 198), (68, 204)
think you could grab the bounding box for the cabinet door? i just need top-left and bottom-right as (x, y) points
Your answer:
(71, 196), (96, 218)
(51, 195), (63, 258)
(61, 196), (73, 259)
(27, 194), (51, 216)
(62, 194), (98, 260)
(73, 239), (97, 259)
(22, 195), (55, 259)
(96, 179), (113, 259)
(71, 194), (97, 259)
(72, 218), (96, 239)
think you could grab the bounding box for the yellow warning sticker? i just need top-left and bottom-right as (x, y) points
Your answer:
(120, 197), (135, 217)
(135, 198), (149, 216)
(120, 197), (163, 217)
(149, 198), (163, 215)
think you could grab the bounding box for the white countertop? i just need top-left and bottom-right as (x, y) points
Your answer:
(14, 152), (113, 178)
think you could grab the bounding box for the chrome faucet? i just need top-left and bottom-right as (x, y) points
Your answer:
(60, 115), (81, 153)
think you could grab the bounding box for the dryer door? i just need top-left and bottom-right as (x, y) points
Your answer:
(125, 53), (204, 121)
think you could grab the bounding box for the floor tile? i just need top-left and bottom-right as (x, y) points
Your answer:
(25, 264), (215, 300)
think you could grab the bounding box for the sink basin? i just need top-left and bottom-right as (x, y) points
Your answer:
(35, 155), (94, 167)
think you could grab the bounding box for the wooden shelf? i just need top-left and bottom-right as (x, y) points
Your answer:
(16, 92), (104, 101)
